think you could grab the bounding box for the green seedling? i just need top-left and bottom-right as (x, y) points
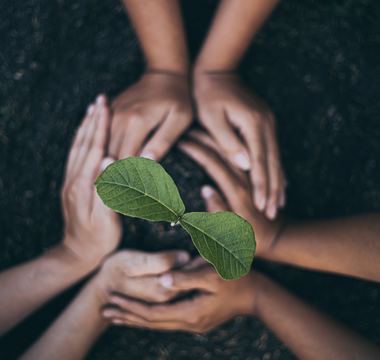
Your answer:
(95, 157), (256, 280)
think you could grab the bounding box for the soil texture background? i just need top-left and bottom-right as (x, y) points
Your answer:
(1, 0), (380, 359)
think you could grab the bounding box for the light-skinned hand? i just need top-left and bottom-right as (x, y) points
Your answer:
(178, 129), (285, 257)
(101, 256), (259, 333)
(61, 95), (122, 267)
(95, 249), (190, 307)
(193, 72), (286, 219)
(109, 72), (193, 161)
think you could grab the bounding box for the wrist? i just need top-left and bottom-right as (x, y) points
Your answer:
(257, 217), (290, 260)
(193, 58), (238, 78)
(59, 237), (105, 274)
(250, 272), (270, 318)
(145, 68), (189, 79)
(146, 58), (190, 77)
(192, 70), (241, 91)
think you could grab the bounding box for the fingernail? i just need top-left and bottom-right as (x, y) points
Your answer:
(113, 319), (123, 325)
(87, 104), (95, 116)
(267, 204), (277, 219)
(279, 193), (286, 208)
(101, 157), (115, 171)
(233, 151), (250, 171)
(103, 310), (114, 318)
(160, 273), (173, 288)
(140, 151), (156, 161)
(257, 195), (266, 211)
(96, 95), (104, 105)
(201, 186), (215, 200)
(109, 296), (120, 305)
(178, 252), (190, 266)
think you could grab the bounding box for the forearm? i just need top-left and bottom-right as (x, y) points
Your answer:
(122, 0), (189, 73)
(263, 213), (380, 282)
(195, 0), (280, 73)
(20, 278), (108, 360)
(0, 243), (97, 335)
(254, 273), (380, 360)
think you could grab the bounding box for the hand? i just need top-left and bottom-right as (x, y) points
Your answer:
(193, 72), (286, 219)
(178, 130), (285, 257)
(61, 95), (122, 267)
(101, 257), (259, 333)
(109, 72), (193, 161)
(94, 249), (190, 306)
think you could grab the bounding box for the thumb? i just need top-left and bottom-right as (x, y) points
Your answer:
(201, 186), (229, 213)
(93, 157), (117, 209)
(126, 250), (191, 277)
(160, 265), (217, 291)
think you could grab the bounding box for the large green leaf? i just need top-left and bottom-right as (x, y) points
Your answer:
(95, 157), (185, 222)
(180, 212), (256, 280)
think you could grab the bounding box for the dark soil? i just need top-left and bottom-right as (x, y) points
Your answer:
(1, 0), (380, 359)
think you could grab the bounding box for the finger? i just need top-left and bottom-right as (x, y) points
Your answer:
(200, 111), (250, 171)
(181, 256), (209, 270)
(103, 295), (206, 323)
(108, 276), (179, 304)
(159, 265), (217, 291)
(65, 102), (96, 178)
(264, 127), (286, 219)
(79, 96), (110, 182)
(72, 95), (107, 177)
(108, 130), (123, 160)
(93, 157), (117, 210)
(178, 140), (244, 210)
(114, 250), (190, 277)
(201, 185), (229, 213)
(279, 191), (286, 208)
(187, 129), (249, 185)
(187, 128), (224, 155)
(243, 122), (268, 212)
(103, 308), (191, 331)
(117, 112), (154, 160)
(139, 109), (192, 162)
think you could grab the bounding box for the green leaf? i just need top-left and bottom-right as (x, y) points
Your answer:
(180, 212), (256, 280)
(95, 157), (185, 223)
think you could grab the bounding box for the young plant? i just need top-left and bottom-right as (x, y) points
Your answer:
(95, 157), (256, 280)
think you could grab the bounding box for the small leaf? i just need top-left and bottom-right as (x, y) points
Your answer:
(180, 212), (256, 280)
(95, 157), (185, 223)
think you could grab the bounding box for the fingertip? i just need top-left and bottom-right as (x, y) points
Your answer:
(201, 185), (216, 200)
(160, 273), (174, 288)
(255, 194), (267, 212)
(101, 157), (116, 171)
(140, 151), (157, 162)
(178, 251), (190, 266)
(266, 204), (277, 220)
(103, 310), (114, 319)
(232, 150), (251, 171)
(86, 104), (95, 116)
(96, 94), (107, 105)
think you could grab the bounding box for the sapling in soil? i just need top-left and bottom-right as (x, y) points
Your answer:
(95, 157), (256, 280)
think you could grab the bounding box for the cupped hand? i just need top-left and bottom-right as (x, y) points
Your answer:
(193, 73), (286, 219)
(61, 95), (122, 266)
(101, 257), (259, 333)
(109, 72), (193, 161)
(178, 130), (285, 257)
(94, 249), (190, 306)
